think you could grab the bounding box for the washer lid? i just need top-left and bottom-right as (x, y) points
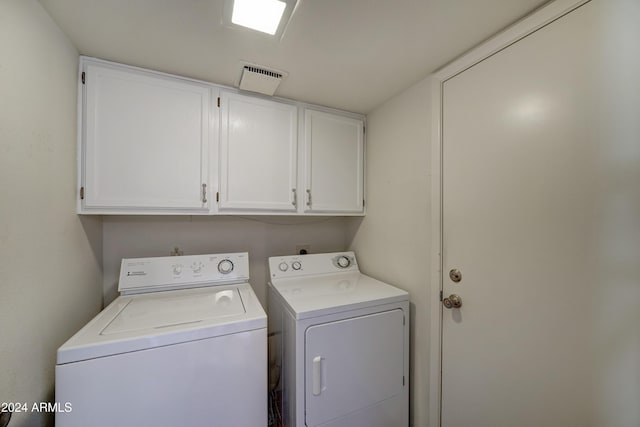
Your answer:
(102, 287), (244, 335)
(270, 272), (408, 320)
(57, 284), (266, 365)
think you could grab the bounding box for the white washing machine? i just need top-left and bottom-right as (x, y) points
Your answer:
(56, 252), (267, 427)
(268, 251), (409, 427)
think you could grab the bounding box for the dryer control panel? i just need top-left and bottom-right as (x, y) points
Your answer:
(269, 252), (359, 279)
(119, 252), (249, 295)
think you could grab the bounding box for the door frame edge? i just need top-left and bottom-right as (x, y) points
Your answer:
(428, 1), (590, 426)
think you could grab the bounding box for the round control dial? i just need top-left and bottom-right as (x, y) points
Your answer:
(337, 256), (351, 268)
(292, 261), (302, 270)
(278, 262), (289, 272)
(217, 259), (234, 274)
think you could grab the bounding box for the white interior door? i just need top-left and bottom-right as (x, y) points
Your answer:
(441, 1), (640, 426)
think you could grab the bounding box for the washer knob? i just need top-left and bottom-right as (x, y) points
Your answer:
(191, 262), (204, 274)
(278, 262), (289, 272)
(292, 261), (302, 270)
(337, 256), (351, 268)
(217, 259), (234, 274)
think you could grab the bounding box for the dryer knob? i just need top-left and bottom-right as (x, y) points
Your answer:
(292, 261), (302, 270)
(278, 262), (289, 272)
(218, 259), (234, 274)
(337, 256), (351, 268)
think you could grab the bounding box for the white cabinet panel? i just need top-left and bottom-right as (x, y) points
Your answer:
(219, 92), (297, 212)
(81, 61), (210, 212)
(304, 110), (364, 213)
(304, 310), (404, 426)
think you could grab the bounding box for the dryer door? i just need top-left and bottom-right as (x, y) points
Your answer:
(304, 309), (405, 426)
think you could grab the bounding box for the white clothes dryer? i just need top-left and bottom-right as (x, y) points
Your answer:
(56, 252), (267, 427)
(268, 252), (409, 427)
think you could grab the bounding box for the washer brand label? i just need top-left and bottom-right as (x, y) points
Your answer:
(126, 271), (147, 276)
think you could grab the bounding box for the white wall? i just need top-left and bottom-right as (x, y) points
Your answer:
(0, 1), (103, 426)
(102, 216), (351, 305)
(348, 78), (432, 427)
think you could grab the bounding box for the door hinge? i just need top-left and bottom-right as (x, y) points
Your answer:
(439, 290), (443, 301)
(363, 199), (366, 208)
(363, 124), (366, 134)
(402, 376), (405, 386)
(81, 72), (85, 84)
(217, 97), (220, 107)
(403, 315), (405, 325)
(216, 192), (219, 202)
(80, 187), (85, 200)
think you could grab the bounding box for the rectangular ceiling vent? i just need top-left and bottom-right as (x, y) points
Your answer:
(238, 64), (288, 96)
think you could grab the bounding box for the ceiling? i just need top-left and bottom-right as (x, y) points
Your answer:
(39, 0), (549, 113)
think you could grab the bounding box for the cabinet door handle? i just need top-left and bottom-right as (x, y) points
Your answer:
(292, 188), (297, 207)
(306, 189), (312, 207)
(202, 183), (207, 204)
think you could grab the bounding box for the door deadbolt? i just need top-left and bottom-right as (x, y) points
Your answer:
(443, 294), (462, 309)
(449, 268), (462, 283)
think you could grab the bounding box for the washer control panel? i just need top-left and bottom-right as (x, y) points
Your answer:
(269, 252), (358, 279)
(119, 252), (249, 295)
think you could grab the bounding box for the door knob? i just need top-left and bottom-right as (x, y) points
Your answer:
(443, 294), (462, 309)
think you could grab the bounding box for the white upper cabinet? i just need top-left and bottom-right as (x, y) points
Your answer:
(219, 91), (298, 212)
(303, 110), (365, 214)
(80, 59), (211, 213)
(78, 58), (365, 216)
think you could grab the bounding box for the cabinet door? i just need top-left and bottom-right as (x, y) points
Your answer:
(82, 61), (210, 212)
(304, 110), (364, 213)
(219, 92), (297, 212)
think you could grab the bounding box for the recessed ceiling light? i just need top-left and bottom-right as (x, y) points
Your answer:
(223, 0), (299, 39)
(232, 0), (287, 35)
